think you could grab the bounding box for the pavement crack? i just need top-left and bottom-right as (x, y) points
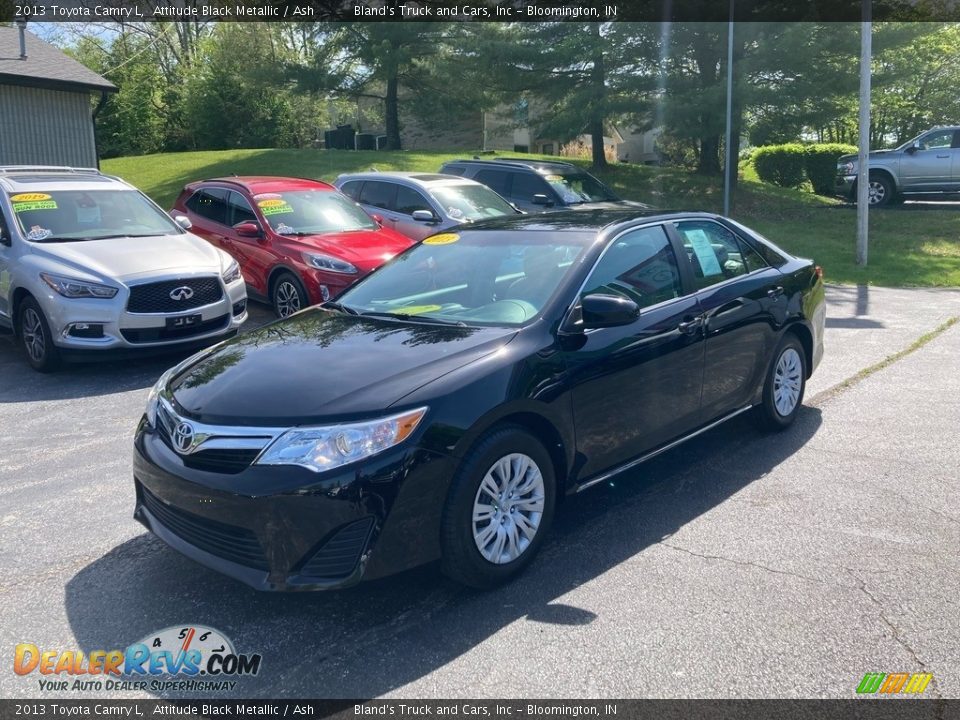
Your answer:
(659, 540), (826, 585)
(845, 568), (943, 703)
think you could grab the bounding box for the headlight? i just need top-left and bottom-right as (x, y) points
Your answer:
(255, 407), (428, 472)
(303, 252), (358, 275)
(40, 273), (118, 299)
(145, 367), (174, 428)
(838, 162), (855, 175)
(222, 259), (242, 284)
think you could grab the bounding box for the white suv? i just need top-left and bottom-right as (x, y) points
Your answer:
(0, 167), (247, 372)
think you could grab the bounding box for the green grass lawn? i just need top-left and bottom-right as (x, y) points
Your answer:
(102, 148), (960, 288)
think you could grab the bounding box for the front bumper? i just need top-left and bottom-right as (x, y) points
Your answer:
(133, 419), (455, 591)
(42, 278), (247, 352)
(835, 175), (856, 199)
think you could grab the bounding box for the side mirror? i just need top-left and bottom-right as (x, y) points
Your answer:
(171, 213), (193, 230)
(412, 209), (437, 223)
(371, 214), (384, 225)
(531, 194), (552, 206)
(906, 141), (921, 154)
(0, 229), (10, 246)
(581, 293), (640, 329)
(233, 221), (262, 238)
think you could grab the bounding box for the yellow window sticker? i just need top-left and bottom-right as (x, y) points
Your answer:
(257, 198), (286, 208)
(398, 305), (443, 315)
(260, 205), (294, 216)
(423, 233), (459, 245)
(10, 193), (52, 202)
(545, 175), (564, 182)
(13, 200), (58, 212)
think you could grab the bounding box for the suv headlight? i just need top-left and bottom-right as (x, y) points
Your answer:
(222, 259), (242, 284)
(255, 407), (427, 473)
(303, 252), (358, 275)
(838, 161), (855, 175)
(40, 273), (118, 299)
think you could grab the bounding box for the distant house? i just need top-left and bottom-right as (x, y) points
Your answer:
(0, 23), (116, 168)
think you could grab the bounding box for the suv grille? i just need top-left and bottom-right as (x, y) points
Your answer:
(127, 277), (223, 313)
(140, 485), (269, 571)
(298, 517), (374, 580)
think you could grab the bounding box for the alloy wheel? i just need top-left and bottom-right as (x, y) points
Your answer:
(867, 180), (887, 205)
(275, 281), (302, 317)
(21, 307), (46, 363)
(472, 453), (545, 565)
(773, 347), (803, 417)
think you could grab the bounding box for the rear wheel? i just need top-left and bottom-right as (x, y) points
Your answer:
(18, 297), (61, 373)
(270, 272), (307, 318)
(440, 427), (556, 589)
(755, 334), (806, 431)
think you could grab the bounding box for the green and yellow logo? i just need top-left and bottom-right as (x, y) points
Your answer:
(856, 672), (933, 695)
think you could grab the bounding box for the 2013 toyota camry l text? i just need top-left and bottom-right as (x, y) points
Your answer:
(133, 209), (825, 591)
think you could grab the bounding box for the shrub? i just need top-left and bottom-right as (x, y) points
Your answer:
(752, 144), (807, 188)
(804, 143), (858, 196)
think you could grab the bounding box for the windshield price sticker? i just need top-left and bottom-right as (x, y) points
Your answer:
(423, 233), (459, 245)
(13, 200), (57, 212)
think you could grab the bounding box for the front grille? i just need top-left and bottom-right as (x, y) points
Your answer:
(127, 277), (223, 313)
(298, 517), (374, 580)
(121, 314), (229, 344)
(157, 418), (260, 475)
(140, 485), (269, 571)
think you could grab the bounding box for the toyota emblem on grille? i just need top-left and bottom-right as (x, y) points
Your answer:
(169, 286), (194, 301)
(172, 422), (196, 453)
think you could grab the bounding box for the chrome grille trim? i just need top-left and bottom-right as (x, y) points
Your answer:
(156, 396), (286, 458)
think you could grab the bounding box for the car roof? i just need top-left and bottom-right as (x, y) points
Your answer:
(0, 166), (130, 193)
(334, 171), (484, 189)
(442, 158), (582, 174)
(189, 176), (336, 195)
(459, 208), (716, 234)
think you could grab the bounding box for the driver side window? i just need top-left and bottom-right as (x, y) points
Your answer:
(582, 225), (682, 310)
(920, 131), (954, 150)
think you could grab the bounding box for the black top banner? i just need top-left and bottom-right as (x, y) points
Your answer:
(4, 0), (960, 23)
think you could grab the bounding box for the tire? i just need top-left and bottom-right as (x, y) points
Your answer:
(754, 333), (806, 431)
(18, 297), (62, 373)
(440, 427), (556, 589)
(270, 272), (308, 318)
(867, 174), (894, 207)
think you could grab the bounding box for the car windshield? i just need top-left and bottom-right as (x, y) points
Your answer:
(544, 172), (619, 204)
(338, 231), (590, 327)
(8, 189), (181, 242)
(428, 184), (518, 221)
(254, 190), (378, 235)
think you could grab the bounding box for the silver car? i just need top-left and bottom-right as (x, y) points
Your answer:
(334, 172), (521, 242)
(0, 167), (247, 372)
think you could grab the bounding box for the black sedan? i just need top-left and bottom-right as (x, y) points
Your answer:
(133, 210), (825, 590)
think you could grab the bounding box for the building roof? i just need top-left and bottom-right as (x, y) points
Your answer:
(0, 26), (116, 94)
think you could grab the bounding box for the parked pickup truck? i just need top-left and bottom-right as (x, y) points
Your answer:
(835, 126), (960, 206)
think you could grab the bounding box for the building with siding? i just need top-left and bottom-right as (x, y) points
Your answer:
(0, 24), (116, 168)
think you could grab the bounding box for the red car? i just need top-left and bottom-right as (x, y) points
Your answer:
(172, 177), (414, 317)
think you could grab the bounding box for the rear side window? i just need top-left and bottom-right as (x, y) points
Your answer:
(582, 225), (682, 310)
(473, 169), (511, 196)
(358, 181), (396, 211)
(442, 165), (467, 177)
(509, 173), (552, 202)
(339, 181), (363, 200)
(186, 188), (229, 225)
(673, 220), (768, 290)
(394, 186), (432, 215)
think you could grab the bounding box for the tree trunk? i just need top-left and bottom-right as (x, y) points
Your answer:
(589, 26), (608, 170)
(698, 136), (722, 175)
(384, 74), (401, 150)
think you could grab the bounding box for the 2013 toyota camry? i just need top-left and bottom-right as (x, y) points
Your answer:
(133, 210), (825, 591)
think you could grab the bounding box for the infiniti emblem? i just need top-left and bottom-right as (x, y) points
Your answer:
(172, 422), (196, 453)
(169, 286), (194, 301)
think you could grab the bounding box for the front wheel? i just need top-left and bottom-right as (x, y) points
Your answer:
(18, 297), (61, 373)
(755, 334), (806, 431)
(270, 272), (308, 318)
(440, 427), (556, 589)
(867, 174), (894, 207)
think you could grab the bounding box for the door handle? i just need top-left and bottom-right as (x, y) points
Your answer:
(678, 315), (704, 334)
(767, 286), (785, 300)
(936, 154), (950, 159)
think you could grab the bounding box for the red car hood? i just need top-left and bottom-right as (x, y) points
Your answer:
(290, 227), (414, 271)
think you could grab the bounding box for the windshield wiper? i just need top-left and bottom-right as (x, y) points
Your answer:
(321, 301), (360, 315)
(358, 311), (467, 327)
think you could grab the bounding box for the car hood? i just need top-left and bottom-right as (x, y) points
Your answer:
(838, 149), (898, 163)
(291, 228), (414, 269)
(35, 233), (222, 282)
(568, 199), (652, 211)
(168, 308), (518, 425)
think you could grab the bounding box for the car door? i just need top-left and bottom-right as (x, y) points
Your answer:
(0, 209), (12, 324)
(564, 224), (706, 479)
(670, 219), (785, 422)
(392, 185), (442, 241)
(899, 128), (955, 191)
(225, 191), (273, 295)
(950, 130), (960, 190)
(183, 187), (231, 251)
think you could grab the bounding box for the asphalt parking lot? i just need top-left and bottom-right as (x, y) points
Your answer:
(1, 286), (959, 700)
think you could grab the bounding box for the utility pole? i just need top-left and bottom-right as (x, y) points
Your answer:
(723, 0), (734, 216)
(856, 2), (872, 267)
